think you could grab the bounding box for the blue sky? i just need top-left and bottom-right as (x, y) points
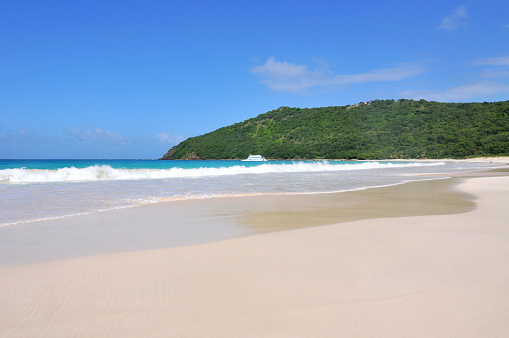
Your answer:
(1, 0), (508, 159)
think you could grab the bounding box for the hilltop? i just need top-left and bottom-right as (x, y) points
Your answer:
(161, 99), (509, 160)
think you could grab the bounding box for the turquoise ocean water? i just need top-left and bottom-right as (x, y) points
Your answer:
(0, 159), (498, 227)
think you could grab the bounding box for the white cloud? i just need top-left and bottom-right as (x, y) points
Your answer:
(251, 57), (426, 93)
(250, 57), (326, 92)
(403, 81), (509, 102)
(251, 57), (309, 80)
(156, 132), (184, 145)
(438, 5), (469, 31)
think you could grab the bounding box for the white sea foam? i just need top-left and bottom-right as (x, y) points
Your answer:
(0, 162), (445, 184)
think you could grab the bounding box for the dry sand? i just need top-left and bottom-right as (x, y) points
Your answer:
(1, 175), (509, 337)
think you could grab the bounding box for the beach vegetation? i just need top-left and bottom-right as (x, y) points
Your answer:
(161, 99), (509, 160)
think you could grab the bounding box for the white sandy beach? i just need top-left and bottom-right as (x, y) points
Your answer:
(1, 174), (509, 337)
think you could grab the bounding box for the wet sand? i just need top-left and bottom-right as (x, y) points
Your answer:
(0, 176), (475, 266)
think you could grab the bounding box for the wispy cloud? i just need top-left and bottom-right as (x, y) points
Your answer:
(438, 5), (469, 31)
(65, 127), (128, 144)
(156, 132), (184, 145)
(403, 81), (509, 102)
(0, 126), (176, 159)
(470, 55), (509, 66)
(402, 53), (509, 102)
(470, 54), (509, 78)
(480, 70), (509, 78)
(0, 129), (35, 144)
(251, 57), (426, 93)
(336, 65), (426, 84)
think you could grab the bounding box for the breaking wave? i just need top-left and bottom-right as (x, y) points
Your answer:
(0, 161), (444, 184)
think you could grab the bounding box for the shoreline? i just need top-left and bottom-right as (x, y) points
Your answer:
(0, 170), (486, 266)
(1, 171), (509, 336)
(1, 164), (507, 267)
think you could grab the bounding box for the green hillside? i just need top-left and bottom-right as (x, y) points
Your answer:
(161, 99), (509, 160)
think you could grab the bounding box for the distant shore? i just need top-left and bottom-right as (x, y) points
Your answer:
(160, 156), (509, 163)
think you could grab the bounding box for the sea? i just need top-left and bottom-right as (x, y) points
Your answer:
(0, 159), (500, 228)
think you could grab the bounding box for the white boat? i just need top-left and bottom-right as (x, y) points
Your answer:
(242, 155), (267, 161)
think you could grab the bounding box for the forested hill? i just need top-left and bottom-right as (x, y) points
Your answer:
(161, 99), (509, 160)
